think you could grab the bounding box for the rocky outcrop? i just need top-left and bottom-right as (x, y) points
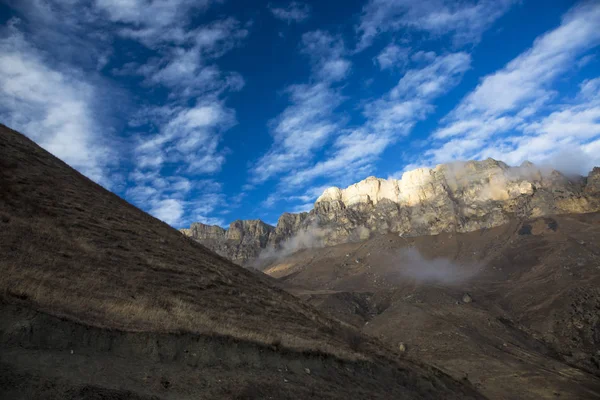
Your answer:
(182, 220), (275, 265)
(226, 220), (274, 246)
(586, 167), (600, 195)
(273, 212), (310, 246)
(182, 159), (600, 266)
(180, 223), (226, 240)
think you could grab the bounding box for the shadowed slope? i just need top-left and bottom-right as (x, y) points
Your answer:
(0, 124), (481, 399)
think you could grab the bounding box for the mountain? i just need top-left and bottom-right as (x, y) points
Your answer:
(0, 124), (480, 399)
(263, 213), (600, 399)
(183, 158), (600, 266)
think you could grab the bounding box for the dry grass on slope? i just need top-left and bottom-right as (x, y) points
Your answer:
(0, 125), (369, 362)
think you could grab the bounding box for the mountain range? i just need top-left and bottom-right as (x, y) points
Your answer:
(182, 159), (600, 266)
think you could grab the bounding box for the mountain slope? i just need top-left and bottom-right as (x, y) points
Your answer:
(262, 213), (600, 399)
(183, 159), (600, 266)
(0, 124), (481, 399)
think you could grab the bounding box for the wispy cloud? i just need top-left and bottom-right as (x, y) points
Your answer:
(300, 30), (351, 82)
(268, 2), (311, 24)
(127, 170), (225, 226)
(420, 2), (600, 174)
(119, 18), (247, 99)
(356, 0), (517, 50)
(260, 183), (331, 209)
(95, 0), (221, 46)
(134, 101), (236, 173)
(5, 0), (114, 70)
(0, 20), (113, 185)
(251, 83), (344, 184)
(290, 202), (315, 213)
(250, 30), (350, 187)
(5, 0), (596, 229)
(480, 80), (600, 175)
(375, 43), (410, 70)
(1, 0), (243, 227)
(253, 51), (470, 215)
(280, 52), (471, 188)
(97, 3), (246, 226)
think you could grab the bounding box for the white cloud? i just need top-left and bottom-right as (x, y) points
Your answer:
(126, 19), (247, 98)
(375, 44), (410, 70)
(268, 2), (311, 23)
(478, 89), (600, 174)
(580, 77), (600, 100)
(252, 52), (470, 205)
(127, 170), (225, 227)
(449, 5), (600, 120)
(135, 101), (235, 174)
(187, 192), (227, 227)
(281, 129), (392, 187)
(393, 51), (471, 98)
(261, 183), (332, 209)
(366, 52), (471, 135)
(419, 3), (600, 174)
(301, 30), (351, 82)
(114, 12), (245, 226)
(0, 24), (112, 184)
(251, 83), (344, 184)
(357, 0), (517, 50)
(150, 198), (185, 226)
(104, 7), (242, 226)
(123, 15), (246, 208)
(95, 0), (204, 26)
(5, 1), (113, 70)
(577, 54), (596, 69)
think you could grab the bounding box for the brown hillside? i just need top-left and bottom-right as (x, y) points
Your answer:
(264, 213), (600, 399)
(0, 124), (483, 399)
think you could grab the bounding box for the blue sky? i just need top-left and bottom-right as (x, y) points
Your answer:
(1, 0), (599, 228)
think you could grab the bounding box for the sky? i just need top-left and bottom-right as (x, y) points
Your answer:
(0, 0), (599, 228)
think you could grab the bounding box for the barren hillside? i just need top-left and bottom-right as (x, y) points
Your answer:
(0, 124), (481, 399)
(263, 213), (600, 399)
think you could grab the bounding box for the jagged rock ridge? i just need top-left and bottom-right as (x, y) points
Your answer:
(182, 159), (600, 265)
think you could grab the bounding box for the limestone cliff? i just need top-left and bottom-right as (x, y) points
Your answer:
(181, 159), (600, 266)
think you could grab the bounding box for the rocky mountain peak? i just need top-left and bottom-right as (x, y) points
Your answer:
(316, 176), (397, 206)
(180, 222), (226, 240)
(226, 219), (275, 243)
(317, 158), (534, 209)
(520, 160), (534, 168)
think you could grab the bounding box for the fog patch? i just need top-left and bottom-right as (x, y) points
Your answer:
(254, 222), (330, 268)
(348, 225), (371, 242)
(386, 247), (480, 285)
(542, 148), (596, 178)
(439, 160), (562, 202)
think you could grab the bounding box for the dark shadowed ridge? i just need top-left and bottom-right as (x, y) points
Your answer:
(0, 124), (483, 399)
